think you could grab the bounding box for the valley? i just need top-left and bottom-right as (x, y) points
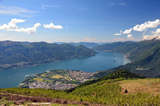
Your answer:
(1, 40), (160, 105)
(0, 0), (159, 105)
(0, 51), (127, 88)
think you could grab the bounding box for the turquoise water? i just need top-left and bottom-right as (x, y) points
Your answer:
(0, 52), (129, 88)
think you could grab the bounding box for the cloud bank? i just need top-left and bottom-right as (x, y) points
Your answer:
(114, 19), (160, 40)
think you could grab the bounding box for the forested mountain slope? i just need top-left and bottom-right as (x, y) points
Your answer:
(95, 40), (160, 77)
(0, 41), (96, 69)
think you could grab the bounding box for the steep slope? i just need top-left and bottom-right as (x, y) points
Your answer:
(2, 70), (160, 105)
(94, 40), (160, 61)
(0, 41), (96, 69)
(95, 40), (160, 77)
(94, 41), (138, 54)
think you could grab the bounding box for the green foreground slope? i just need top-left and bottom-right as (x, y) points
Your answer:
(1, 70), (160, 105)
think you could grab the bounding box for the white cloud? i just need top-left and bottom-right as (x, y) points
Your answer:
(113, 30), (122, 36)
(0, 18), (25, 31)
(153, 28), (160, 35)
(0, 19), (63, 34)
(133, 19), (160, 32)
(123, 28), (132, 34)
(0, 18), (41, 34)
(0, 5), (36, 17)
(114, 19), (160, 39)
(127, 34), (132, 38)
(113, 33), (121, 36)
(43, 22), (63, 29)
(15, 23), (41, 34)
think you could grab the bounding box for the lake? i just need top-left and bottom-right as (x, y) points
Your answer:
(0, 52), (130, 88)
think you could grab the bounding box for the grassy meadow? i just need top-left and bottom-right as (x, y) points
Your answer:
(1, 70), (160, 105)
(1, 78), (160, 105)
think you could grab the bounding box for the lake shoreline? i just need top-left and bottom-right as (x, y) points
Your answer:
(0, 52), (127, 88)
(0, 54), (96, 71)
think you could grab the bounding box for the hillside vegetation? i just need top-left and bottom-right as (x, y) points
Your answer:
(94, 40), (160, 62)
(0, 41), (96, 69)
(95, 40), (160, 77)
(1, 70), (160, 105)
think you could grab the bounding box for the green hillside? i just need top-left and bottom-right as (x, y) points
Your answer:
(1, 70), (160, 105)
(95, 40), (160, 77)
(1, 40), (160, 105)
(94, 39), (160, 62)
(0, 41), (96, 69)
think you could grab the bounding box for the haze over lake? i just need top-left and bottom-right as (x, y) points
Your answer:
(0, 52), (130, 88)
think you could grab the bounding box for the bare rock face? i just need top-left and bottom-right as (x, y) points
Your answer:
(19, 69), (97, 90)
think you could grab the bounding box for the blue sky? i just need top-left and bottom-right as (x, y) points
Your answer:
(0, 0), (160, 42)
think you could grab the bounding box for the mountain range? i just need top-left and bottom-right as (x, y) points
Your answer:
(0, 41), (96, 69)
(1, 39), (160, 105)
(95, 39), (160, 77)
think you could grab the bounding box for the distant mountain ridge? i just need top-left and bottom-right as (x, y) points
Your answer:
(0, 41), (96, 69)
(55, 42), (100, 48)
